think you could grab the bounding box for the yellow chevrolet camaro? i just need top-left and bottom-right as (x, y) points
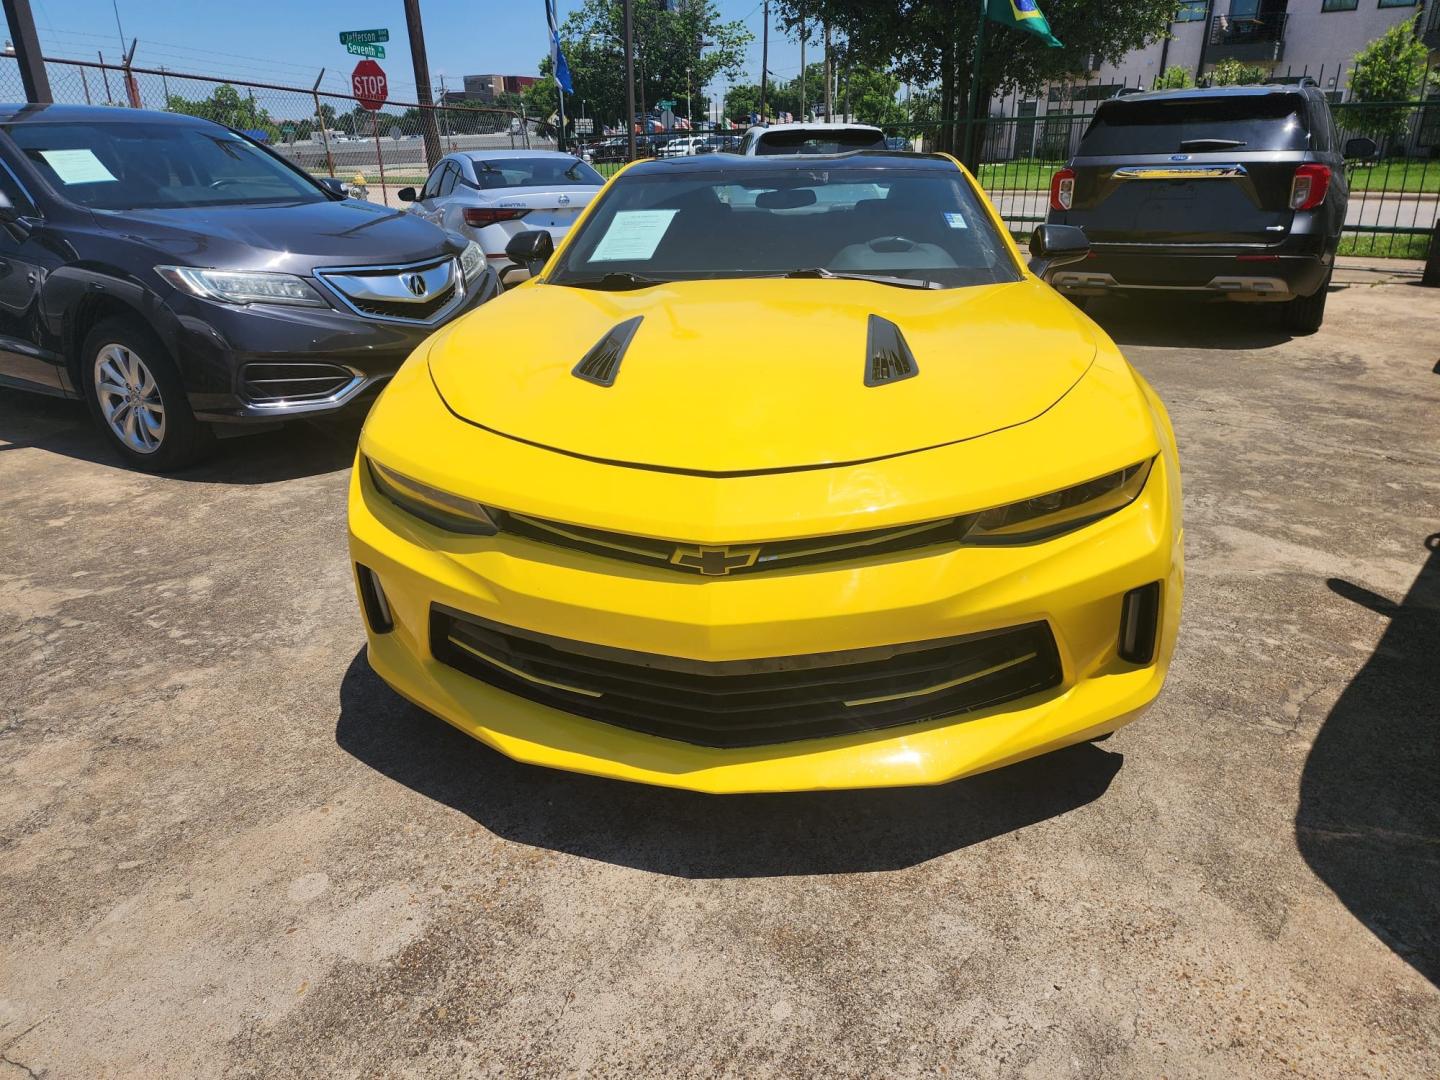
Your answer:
(348, 151), (1182, 794)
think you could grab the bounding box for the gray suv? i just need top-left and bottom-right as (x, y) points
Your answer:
(1043, 84), (1374, 334)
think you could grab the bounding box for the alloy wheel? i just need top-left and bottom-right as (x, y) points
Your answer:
(94, 343), (166, 455)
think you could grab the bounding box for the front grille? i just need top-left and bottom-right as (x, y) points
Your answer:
(240, 362), (356, 403)
(347, 282), (457, 321)
(493, 509), (976, 577)
(431, 606), (1063, 748)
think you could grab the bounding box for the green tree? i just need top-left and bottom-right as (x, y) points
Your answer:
(165, 83), (280, 138)
(1207, 59), (1267, 86)
(774, 0), (1177, 159)
(527, 0), (751, 131)
(1153, 64), (1193, 90)
(725, 61), (904, 127)
(1347, 15), (1427, 144)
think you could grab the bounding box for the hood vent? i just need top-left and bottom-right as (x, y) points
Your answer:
(572, 316), (644, 387)
(865, 315), (918, 386)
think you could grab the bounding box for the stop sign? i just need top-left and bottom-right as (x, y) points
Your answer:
(352, 59), (387, 112)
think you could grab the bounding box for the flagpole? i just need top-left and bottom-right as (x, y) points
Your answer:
(964, 0), (987, 172)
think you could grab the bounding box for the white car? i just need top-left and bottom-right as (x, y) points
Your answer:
(737, 122), (886, 155)
(657, 135), (707, 158)
(401, 151), (605, 284)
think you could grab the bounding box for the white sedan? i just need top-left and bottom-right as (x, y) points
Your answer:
(400, 151), (605, 285)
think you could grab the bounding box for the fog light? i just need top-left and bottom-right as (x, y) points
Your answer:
(1118, 582), (1160, 665)
(356, 563), (393, 633)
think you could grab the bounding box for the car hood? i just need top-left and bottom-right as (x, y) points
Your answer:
(426, 276), (1097, 474)
(106, 199), (460, 272)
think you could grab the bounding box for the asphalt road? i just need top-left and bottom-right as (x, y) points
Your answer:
(1, 264), (1437, 1077)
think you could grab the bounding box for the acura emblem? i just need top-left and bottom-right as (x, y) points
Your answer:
(670, 544), (761, 576)
(402, 273), (428, 297)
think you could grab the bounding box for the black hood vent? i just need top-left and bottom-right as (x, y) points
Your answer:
(572, 316), (644, 387)
(865, 315), (918, 386)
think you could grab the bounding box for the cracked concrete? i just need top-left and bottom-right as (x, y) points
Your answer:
(1, 272), (1437, 1077)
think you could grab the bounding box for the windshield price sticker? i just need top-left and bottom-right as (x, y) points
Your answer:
(590, 210), (678, 262)
(39, 148), (118, 185)
(943, 212), (969, 229)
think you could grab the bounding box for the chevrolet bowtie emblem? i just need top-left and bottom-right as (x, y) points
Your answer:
(670, 544), (761, 576)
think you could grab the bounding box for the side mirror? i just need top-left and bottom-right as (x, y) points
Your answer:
(316, 176), (347, 198)
(1028, 223), (1090, 278)
(505, 229), (555, 276)
(1343, 137), (1378, 161)
(396, 186), (418, 202)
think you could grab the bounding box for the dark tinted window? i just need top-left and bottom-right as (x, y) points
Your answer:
(436, 161), (460, 197)
(1078, 95), (1311, 155)
(470, 156), (603, 189)
(754, 129), (886, 155)
(549, 165), (1019, 291)
(5, 120), (323, 210)
(421, 161), (447, 199)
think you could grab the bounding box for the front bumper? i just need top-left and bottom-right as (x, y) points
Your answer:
(163, 270), (499, 423)
(347, 429), (1183, 794)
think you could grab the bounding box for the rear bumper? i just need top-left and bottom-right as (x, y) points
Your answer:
(1049, 248), (1332, 302)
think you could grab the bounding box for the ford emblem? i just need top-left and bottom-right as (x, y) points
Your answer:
(1170, 153), (1190, 161)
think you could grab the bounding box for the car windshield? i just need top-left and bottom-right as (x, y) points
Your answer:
(472, 156), (603, 189)
(4, 120), (325, 210)
(1078, 94), (1310, 155)
(755, 129), (886, 155)
(547, 163), (1019, 291)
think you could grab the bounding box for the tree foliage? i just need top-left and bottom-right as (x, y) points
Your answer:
(524, 0), (751, 129)
(1347, 15), (1427, 142)
(772, 0), (1176, 158)
(164, 84), (280, 138)
(1154, 65), (1194, 90)
(1207, 59), (1268, 86)
(724, 61), (904, 127)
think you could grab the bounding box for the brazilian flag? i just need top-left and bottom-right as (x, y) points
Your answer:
(987, 0), (1064, 48)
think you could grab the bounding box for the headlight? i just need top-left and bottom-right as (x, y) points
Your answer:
(459, 241), (487, 289)
(966, 459), (1154, 543)
(366, 457), (498, 535)
(156, 265), (328, 307)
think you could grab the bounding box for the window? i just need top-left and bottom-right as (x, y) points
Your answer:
(420, 161), (447, 200)
(1376, 0), (1416, 7)
(1320, 0), (1358, 11)
(1175, 0), (1208, 21)
(469, 157), (604, 188)
(1081, 93), (1311, 155)
(0, 158), (37, 216)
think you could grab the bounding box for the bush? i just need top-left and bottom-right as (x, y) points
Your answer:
(1154, 65), (1194, 90)
(1347, 16), (1427, 144)
(1208, 60), (1269, 87)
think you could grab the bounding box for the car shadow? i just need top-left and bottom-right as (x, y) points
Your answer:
(334, 648), (1124, 879)
(1296, 533), (1440, 987)
(0, 387), (361, 484)
(1083, 295), (1293, 350)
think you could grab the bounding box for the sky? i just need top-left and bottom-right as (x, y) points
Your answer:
(30, 1), (812, 108)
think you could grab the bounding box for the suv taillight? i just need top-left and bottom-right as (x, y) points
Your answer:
(1049, 167), (1075, 212)
(463, 207), (531, 227)
(1290, 164), (1331, 211)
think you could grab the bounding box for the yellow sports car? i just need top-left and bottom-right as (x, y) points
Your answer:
(348, 151), (1182, 794)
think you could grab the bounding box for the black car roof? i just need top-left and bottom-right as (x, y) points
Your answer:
(1098, 85), (1315, 107)
(0, 102), (211, 125)
(625, 150), (954, 176)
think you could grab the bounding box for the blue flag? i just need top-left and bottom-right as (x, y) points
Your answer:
(546, 0), (574, 93)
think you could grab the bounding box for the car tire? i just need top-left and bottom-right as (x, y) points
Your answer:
(1282, 272), (1330, 336)
(81, 316), (214, 472)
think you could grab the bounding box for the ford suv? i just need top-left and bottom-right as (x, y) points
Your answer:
(1043, 84), (1374, 334)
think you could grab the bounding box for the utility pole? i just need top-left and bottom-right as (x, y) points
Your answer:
(759, 0), (768, 123)
(402, 0), (444, 170)
(3, 0), (51, 103)
(798, 7), (806, 121)
(823, 21), (832, 121)
(623, 0), (637, 161)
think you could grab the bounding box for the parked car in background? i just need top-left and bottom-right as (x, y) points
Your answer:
(0, 103), (497, 471)
(738, 122), (886, 155)
(1043, 84), (1372, 334)
(657, 135), (707, 158)
(401, 151), (605, 285)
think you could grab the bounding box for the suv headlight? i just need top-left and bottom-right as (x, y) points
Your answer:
(156, 265), (328, 307)
(366, 457), (498, 535)
(459, 241), (487, 289)
(966, 459), (1154, 543)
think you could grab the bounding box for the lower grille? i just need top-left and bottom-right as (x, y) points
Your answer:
(241, 362), (356, 404)
(431, 606), (1063, 748)
(347, 282), (457, 321)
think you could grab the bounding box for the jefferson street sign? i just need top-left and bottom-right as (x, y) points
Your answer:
(339, 29), (389, 45)
(345, 42), (386, 59)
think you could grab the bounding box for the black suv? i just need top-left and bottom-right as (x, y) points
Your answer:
(0, 104), (499, 470)
(1043, 85), (1374, 333)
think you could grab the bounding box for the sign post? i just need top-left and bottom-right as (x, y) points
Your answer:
(351, 59), (389, 203)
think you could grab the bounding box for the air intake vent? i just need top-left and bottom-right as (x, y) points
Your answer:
(572, 316), (644, 387)
(865, 315), (918, 386)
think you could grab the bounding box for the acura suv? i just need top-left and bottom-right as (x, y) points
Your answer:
(1043, 84), (1374, 334)
(0, 103), (498, 470)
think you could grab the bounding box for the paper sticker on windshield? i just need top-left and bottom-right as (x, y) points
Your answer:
(39, 149), (118, 185)
(590, 210), (678, 262)
(943, 212), (968, 230)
